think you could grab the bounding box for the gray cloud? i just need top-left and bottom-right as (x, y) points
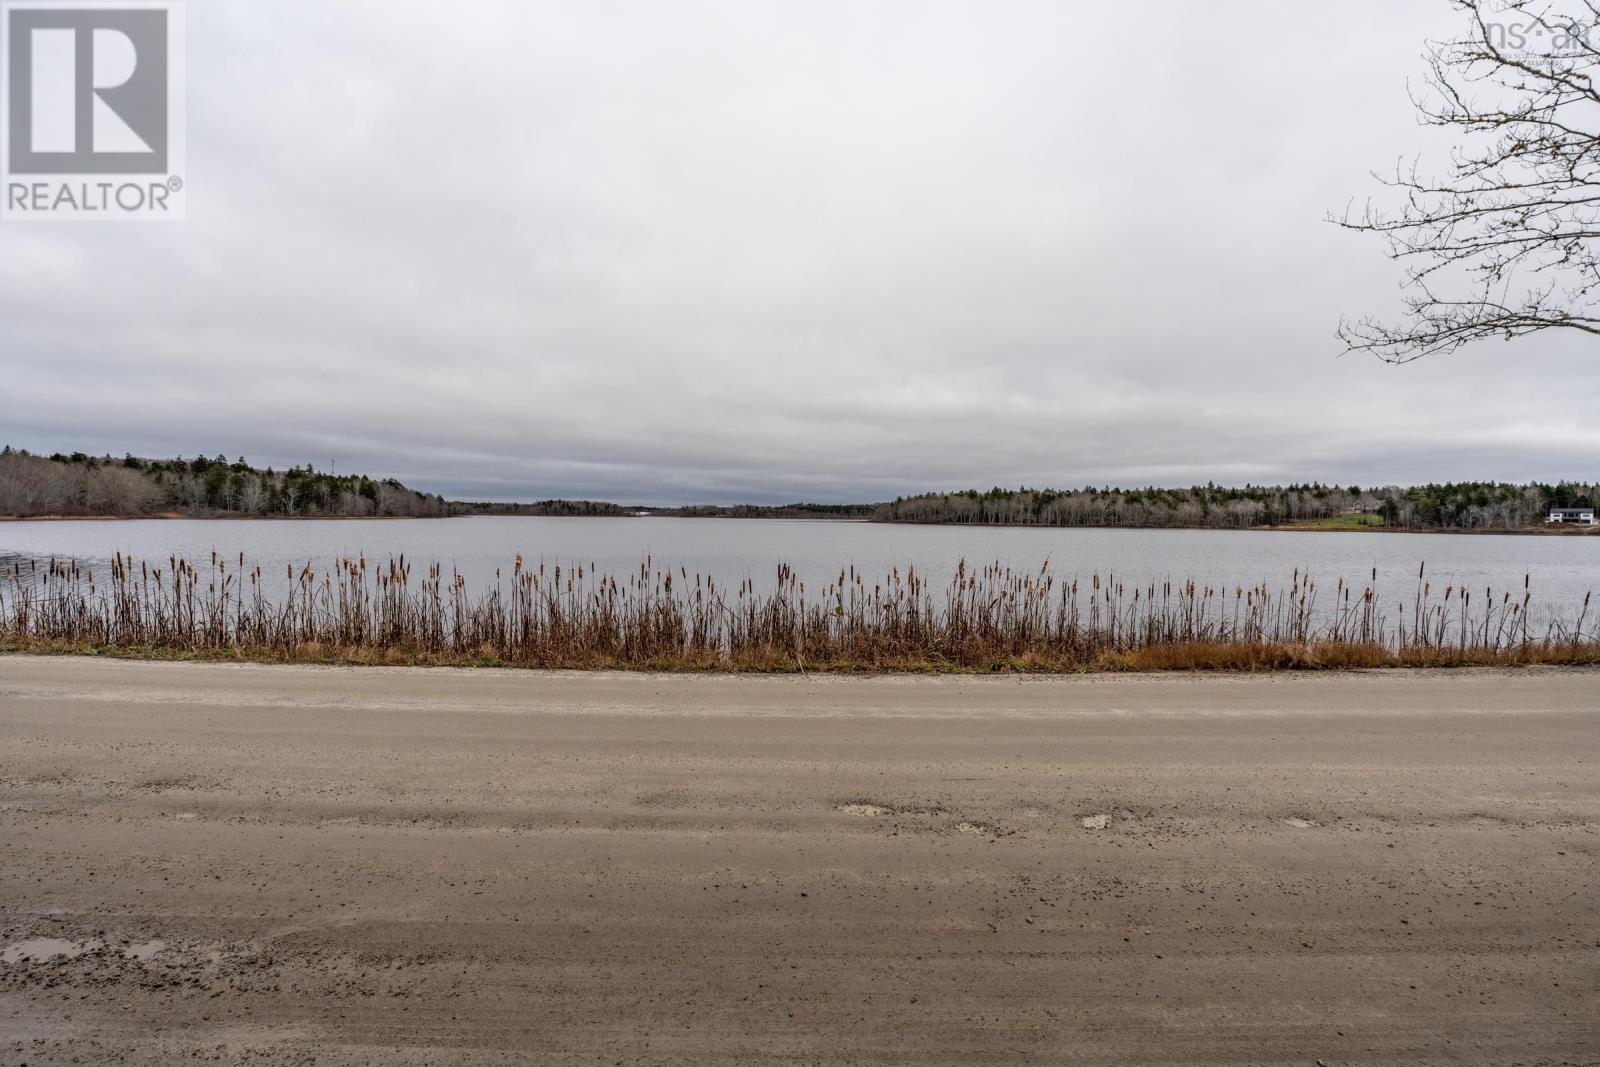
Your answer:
(3, 0), (1597, 503)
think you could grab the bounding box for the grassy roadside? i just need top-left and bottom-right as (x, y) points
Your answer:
(6, 635), (1598, 674)
(7, 554), (1595, 675)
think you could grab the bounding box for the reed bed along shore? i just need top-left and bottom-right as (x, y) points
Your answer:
(2, 553), (1596, 672)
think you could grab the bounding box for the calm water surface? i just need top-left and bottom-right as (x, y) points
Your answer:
(2, 516), (1597, 623)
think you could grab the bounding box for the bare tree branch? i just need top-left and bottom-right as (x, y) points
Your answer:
(1334, 0), (1600, 361)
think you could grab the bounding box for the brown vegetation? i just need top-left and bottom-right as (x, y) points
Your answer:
(3, 554), (1594, 672)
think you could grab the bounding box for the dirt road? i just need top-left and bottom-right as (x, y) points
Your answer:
(0, 657), (1596, 1065)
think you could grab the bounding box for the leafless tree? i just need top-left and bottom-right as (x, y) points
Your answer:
(1335, 0), (1600, 361)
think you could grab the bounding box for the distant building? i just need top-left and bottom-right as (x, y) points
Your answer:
(1546, 506), (1596, 525)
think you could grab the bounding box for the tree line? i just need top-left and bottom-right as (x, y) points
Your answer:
(461, 500), (876, 519)
(3, 448), (1592, 531)
(873, 483), (1598, 531)
(461, 499), (633, 517)
(0, 448), (451, 518)
(651, 502), (876, 520)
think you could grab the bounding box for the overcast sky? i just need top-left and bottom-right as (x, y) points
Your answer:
(3, 0), (1597, 504)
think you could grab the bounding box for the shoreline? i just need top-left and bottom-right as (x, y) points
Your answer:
(2, 511), (1596, 535)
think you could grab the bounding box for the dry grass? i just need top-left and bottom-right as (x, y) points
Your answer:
(1, 554), (1594, 673)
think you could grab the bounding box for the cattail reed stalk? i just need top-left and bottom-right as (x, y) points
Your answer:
(1, 553), (1596, 671)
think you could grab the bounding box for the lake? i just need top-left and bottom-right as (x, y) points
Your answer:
(2, 516), (1597, 626)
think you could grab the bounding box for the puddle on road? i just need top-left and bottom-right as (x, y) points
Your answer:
(123, 939), (165, 961)
(2, 937), (165, 964)
(838, 803), (895, 817)
(1, 937), (101, 963)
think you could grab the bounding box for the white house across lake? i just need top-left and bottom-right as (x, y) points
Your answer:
(1546, 506), (1597, 525)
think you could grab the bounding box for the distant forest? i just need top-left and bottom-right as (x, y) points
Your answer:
(2, 447), (1594, 531)
(460, 500), (877, 520)
(875, 483), (1599, 531)
(474, 482), (1600, 530)
(460, 499), (632, 518)
(0, 448), (451, 518)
